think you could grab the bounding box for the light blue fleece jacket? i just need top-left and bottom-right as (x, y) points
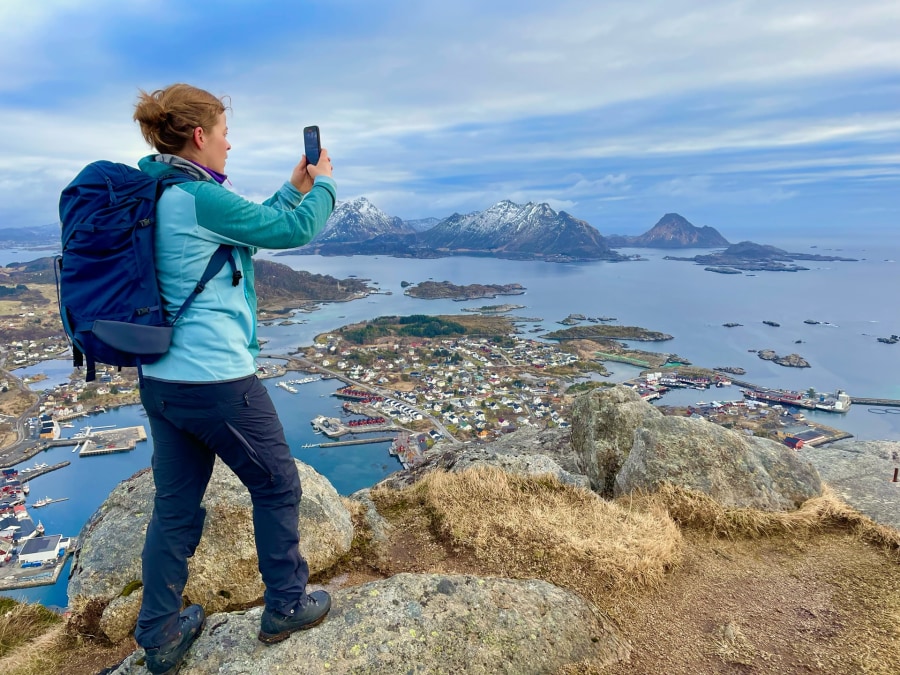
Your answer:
(137, 154), (336, 382)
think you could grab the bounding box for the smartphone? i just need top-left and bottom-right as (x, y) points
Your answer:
(303, 125), (321, 166)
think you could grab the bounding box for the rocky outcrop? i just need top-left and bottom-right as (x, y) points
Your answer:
(442, 450), (590, 489)
(802, 440), (900, 530)
(616, 415), (823, 510)
(111, 574), (630, 675)
(68, 459), (354, 643)
(570, 386), (663, 497)
(568, 385), (823, 510)
(375, 427), (581, 490)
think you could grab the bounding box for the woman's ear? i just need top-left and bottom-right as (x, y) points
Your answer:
(192, 126), (204, 149)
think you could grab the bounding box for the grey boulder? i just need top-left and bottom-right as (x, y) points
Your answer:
(68, 458), (354, 643)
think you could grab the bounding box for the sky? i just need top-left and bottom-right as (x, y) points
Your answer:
(1, 0), (898, 239)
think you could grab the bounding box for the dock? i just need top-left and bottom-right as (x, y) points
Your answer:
(317, 436), (395, 448)
(17, 461), (70, 482)
(851, 397), (900, 407)
(41, 426), (148, 456)
(729, 379), (900, 408)
(32, 497), (69, 508)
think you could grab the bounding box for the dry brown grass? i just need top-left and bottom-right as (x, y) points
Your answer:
(0, 598), (61, 659)
(0, 624), (67, 675)
(4, 469), (899, 675)
(373, 466), (682, 603)
(0, 388), (38, 418)
(636, 482), (900, 557)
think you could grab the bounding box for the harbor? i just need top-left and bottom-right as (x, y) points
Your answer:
(622, 374), (856, 447)
(0, 468), (76, 591)
(0, 534), (76, 591)
(311, 415), (398, 439)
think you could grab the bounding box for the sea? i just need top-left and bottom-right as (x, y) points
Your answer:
(1, 229), (898, 608)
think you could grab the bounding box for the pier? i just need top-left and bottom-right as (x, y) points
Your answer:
(317, 436), (395, 448)
(18, 462), (70, 482)
(851, 397), (900, 407)
(40, 426), (148, 456)
(79, 426), (147, 456)
(728, 379), (900, 408)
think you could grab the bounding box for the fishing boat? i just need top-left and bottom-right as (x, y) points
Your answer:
(33, 496), (68, 508)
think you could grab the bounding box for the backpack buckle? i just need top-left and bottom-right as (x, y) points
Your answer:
(231, 271), (242, 286)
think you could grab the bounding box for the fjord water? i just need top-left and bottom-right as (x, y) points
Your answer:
(2, 230), (898, 608)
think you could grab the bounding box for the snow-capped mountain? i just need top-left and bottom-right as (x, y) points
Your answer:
(420, 200), (622, 260)
(312, 197), (414, 244)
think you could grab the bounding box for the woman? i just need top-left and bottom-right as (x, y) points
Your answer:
(132, 83), (334, 674)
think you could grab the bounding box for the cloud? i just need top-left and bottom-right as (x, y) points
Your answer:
(0, 0), (897, 233)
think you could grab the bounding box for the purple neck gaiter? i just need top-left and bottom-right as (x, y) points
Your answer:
(187, 160), (228, 185)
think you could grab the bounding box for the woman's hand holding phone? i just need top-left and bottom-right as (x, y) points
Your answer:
(306, 147), (332, 179)
(289, 148), (332, 193)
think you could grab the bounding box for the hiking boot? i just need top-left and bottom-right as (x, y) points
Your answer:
(258, 590), (331, 644)
(143, 604), (206, 675)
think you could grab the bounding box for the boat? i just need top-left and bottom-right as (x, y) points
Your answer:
(287, 375), (322, 386)
(33, 497), (69, 508)
(276, 381), (298, 394)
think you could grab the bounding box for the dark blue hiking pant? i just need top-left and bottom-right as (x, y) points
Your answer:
(134, 375), (310, 649)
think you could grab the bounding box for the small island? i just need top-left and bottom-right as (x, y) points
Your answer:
(723, 322), (742, 328)
(461, 303), (526, 314)
(665, 241), (856, 274)
(763, 320), (780, 327)
(557, 313), (587, 326)
(543, 325), (674, 342)
(757, 350), (810, 368)
(403, 281), (526, 301)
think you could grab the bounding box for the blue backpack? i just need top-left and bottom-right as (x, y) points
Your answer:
(57, 161), (240, 382)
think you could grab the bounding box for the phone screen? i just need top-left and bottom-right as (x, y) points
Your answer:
(304, 126), (321, 165)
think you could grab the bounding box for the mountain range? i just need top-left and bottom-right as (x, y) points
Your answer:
(290, 198), (729, 262)
(4, 200), (731, 263)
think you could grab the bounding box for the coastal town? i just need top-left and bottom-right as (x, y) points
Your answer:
(0, 291), (891, 590)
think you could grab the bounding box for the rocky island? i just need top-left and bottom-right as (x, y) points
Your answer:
(403, 280), (526, 301)
(757, 350), (810, 368)
(460, 303), (526, 314)
(665, 241), (857, 273)
(543, 325), (674, 342)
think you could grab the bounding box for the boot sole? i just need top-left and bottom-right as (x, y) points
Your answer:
(257, 611), (328, 644)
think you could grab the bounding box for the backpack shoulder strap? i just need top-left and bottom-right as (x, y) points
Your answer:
(168, 245), (240, 326)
